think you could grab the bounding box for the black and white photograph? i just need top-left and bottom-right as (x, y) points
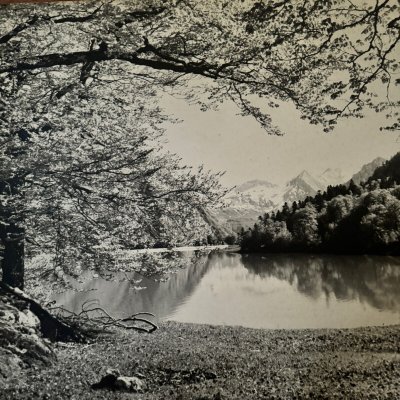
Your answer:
(0, 0), (399, 398)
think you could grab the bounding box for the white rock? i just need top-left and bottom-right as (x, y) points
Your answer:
(18, 309), (40, 329)
(115, 376), (145, 392)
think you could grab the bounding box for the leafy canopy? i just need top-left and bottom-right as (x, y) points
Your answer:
(0, 0), (399, 133)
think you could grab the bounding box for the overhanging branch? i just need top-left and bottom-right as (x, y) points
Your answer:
(0, 43), (217, 75)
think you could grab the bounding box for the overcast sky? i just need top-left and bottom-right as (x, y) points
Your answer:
(161, 94), (400, 187)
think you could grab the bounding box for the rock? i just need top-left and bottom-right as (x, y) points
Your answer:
(18, 309), (40, 329)
(91, 368), (146, 392)
(115, 376), (146, 392)
(0, 293), (55, 387)
(91, 370), (118, 390)
(105, 368), (120, 377)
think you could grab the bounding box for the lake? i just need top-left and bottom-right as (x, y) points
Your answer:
(54, 252), (400, 329)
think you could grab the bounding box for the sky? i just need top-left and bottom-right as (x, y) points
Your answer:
(161, 93), (400, 187)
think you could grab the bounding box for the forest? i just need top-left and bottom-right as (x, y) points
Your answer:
(240, 152), (400, 255)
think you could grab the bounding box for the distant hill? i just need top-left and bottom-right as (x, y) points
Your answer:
(367, 153), (400, 185)
(207, 180), (279, 233)
(235, 179), (277, 192)
(349, 157), (386, 185)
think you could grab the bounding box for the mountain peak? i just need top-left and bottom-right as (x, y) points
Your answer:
(284, 170), (325, 202)
(319, 167), (346, 186)
(371, 156), (386, 164)
(289, 170), (323, 188)
(296, 170), (313, 179)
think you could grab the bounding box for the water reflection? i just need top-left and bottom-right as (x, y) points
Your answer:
(54, 252), (400, 329)
(54, 252), (211, 320)
(240, 254), (400, 312)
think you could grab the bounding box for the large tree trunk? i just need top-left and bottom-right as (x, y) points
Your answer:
(1, 223), (25, 290)
(0, 174), (25, 290)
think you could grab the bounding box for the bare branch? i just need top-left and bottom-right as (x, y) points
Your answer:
(0, 15), (41, 44)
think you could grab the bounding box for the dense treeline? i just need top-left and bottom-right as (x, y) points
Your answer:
(240, 153), (400, 255)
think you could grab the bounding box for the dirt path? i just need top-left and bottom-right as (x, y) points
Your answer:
(3, 322), (400, 399)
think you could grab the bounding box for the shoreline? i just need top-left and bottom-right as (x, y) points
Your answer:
(115, 244), (231, 256)
(4, 321), (400, 399)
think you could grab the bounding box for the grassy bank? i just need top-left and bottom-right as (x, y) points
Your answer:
(3, 322), (400, 399)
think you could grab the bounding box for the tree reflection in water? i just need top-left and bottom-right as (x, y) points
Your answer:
(54, 252), (400, 329)
(54, 251), (212, 320)
(241, 254), (400, 312)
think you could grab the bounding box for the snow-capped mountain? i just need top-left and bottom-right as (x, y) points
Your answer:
(283, 170), (325, 203)
(208, 158), (387, 234)
(211, 180), (280, 232)
(232, 180), (281, 210)
(210, 171), (327, 233)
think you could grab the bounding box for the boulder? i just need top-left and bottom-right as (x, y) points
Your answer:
(0, 292), (55, 387)
(115, 375), (146, 391)
(92, 368), (146, 392)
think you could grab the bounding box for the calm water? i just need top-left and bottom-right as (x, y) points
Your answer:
(54, 252), (400, 329)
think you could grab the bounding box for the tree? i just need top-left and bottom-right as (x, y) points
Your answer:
(281, 202), (290, 218)
(292, 203), (320, 246)
(326, 195), (355, 223)
(360, 189), (400, 248)
(0, 72), (224, 289)
(348, 179), (362, 196)
(224, 234), (237, 245)
(1, 0), (400, 286)
(263, 219), (292, 250)
(0, 0), (399, 132)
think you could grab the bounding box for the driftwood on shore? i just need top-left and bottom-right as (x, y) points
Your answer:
(49, 299), (158, 335)
(0, 282), (157, 343)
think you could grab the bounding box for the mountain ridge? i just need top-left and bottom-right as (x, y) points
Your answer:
(348, 157), (386, 185)
(208, 157), (388, 235)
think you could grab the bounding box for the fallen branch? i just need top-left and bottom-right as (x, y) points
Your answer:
(0, 282), (158, 343)
(51, 299), (158, 334)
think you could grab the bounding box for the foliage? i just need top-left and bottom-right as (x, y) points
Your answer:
(0, 55), (224, 282)
(223, 234), (237, 245)
(241, 152), (400, 255)
(366, 152), (400, 186)
(0, 0), (399, 133)
(1, 0), (400, 285)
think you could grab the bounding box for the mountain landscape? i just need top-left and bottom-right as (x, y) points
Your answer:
(348, 157), (386, 185)
(241, 152), (400, 255)
(210, 157), (387, 234)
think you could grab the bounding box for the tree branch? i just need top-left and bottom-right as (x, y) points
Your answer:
(0, 15), (41, 44)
